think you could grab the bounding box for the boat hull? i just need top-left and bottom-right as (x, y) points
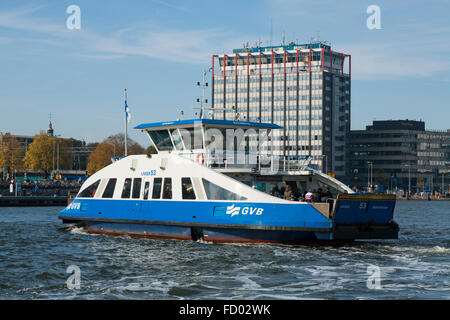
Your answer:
(67, 219), (334, 244)
(60, 194), (399, 244)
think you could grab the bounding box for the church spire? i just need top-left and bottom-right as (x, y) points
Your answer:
(47, 113), (54, 137)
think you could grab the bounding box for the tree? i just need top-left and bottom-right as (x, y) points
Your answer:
(0, 134), (25, 178)
(87, 134), (145, 175)
(23, 134), (72, 176)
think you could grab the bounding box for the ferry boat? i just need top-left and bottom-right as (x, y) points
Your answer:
(59, 119), (399, 243)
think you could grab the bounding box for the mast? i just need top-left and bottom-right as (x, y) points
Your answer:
(124, 88), (128, 156)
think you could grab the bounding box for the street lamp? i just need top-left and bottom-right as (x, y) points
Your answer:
(52, 134), (62, 178)
(367, 161), (373, 191)
(442, 172), (446, 196)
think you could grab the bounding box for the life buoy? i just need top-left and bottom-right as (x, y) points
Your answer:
(196, 153), (205, 164)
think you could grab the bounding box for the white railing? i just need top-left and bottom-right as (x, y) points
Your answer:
(176, 151), (317, 173)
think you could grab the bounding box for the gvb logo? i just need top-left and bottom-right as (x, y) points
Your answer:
(367, 265), (382, 289)
(226, 204), (264, 217)
(66, 265), (81, 290)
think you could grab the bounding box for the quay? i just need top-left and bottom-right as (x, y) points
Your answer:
(0, 196), (68, 207)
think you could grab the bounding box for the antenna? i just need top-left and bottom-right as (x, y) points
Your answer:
(196, 69), (209, 119)
(269, 18), (273, 46)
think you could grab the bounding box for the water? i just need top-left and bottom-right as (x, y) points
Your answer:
(0, 200), (448, 300)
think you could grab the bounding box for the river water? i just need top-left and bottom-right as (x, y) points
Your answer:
(0, 200), (448, 300)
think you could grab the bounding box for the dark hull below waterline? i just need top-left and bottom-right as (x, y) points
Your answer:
(67, 220), (397, 244)
(73, 220), (332, 243)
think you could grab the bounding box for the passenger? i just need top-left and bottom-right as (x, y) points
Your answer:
(163, 186), (172, 199)
(271, 185), (280, 198)
(318, 188), (324, 202)
(353, 186), (362, 194)
(312, 189), (319, 202)
(305, 189), (314, 202)
(324, 188), (332, 200)
(284, 185), (293, 201)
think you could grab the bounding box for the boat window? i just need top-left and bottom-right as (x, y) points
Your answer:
(148, 130), (173, 151)
(152, 178), (162, 199)
(181, 177), (196, 200)
(179, 127), (203, 150)
(121, 178), (132, 198)
(78, 179), (101, 198)
(162, 178), (172, 199)
(202, 179), (247, 200)
(143, 181), (150, 200)
(132, 178), (142, 199)
(171, 129), (184, 150)
(102, 178), (117, 198)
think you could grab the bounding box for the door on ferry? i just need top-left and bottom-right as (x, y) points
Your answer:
(142, 179), (151, 201)
(130, 178), (143, 214)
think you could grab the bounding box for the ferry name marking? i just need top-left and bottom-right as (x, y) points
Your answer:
(226, 204), (263, 217)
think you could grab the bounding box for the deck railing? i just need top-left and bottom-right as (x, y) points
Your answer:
(177, 151), (320, 173)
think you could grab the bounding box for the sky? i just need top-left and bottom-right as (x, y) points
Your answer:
(0, 0), (449, 148)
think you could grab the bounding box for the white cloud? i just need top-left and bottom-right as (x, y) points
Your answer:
(0, 6), (237, 64)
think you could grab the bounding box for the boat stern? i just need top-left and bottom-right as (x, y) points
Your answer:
(331, 193), (399, 240)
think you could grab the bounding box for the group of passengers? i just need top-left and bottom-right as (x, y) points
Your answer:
(270, 184), (332, 203)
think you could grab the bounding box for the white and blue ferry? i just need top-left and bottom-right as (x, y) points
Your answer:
(59, 119), (399, 243)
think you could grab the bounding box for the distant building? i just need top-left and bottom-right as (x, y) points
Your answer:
(0, 133), (34, 154)
(0, 120), (93, 172)
(211, 41), (351, 180)
(348, 120), (450, 193)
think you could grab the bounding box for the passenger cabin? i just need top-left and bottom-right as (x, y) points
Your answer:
(134, 119), (353, 201)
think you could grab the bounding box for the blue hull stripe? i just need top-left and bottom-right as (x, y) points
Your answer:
(60, 198), (333, 229)
(59, 216), (331, 232)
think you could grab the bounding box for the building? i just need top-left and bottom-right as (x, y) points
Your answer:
(210, 41), (351, 180)
(0, 120), (93, 174)
(349, 120), (450, 193)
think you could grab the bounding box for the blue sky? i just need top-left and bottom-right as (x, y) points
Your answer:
(1, 0), (449, 147)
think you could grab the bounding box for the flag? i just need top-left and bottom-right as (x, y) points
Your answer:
(125, 99), (131, 123)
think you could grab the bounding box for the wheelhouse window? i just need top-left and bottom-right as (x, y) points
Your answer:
(162, 178), (172, 199)
(152, 178), (162, 199)
(148, 130), (173, 151)
(171, 129), (184, 150)
(143, 181), (150, 200)
(181, 177), (196, 200)
(78, 180), (101, 198)
(202, 179), (247, 200)
(121, 178), (132, 198)
(132, 178), (142, 199)
(102, 178), (117, 198)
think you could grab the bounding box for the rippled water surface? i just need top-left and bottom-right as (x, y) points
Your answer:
(0, 200), (448, 299)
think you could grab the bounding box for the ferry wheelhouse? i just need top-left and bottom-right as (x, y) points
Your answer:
(59, 119), (399, 243)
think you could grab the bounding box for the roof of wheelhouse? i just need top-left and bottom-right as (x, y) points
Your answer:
(134, 119), (282, 131)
